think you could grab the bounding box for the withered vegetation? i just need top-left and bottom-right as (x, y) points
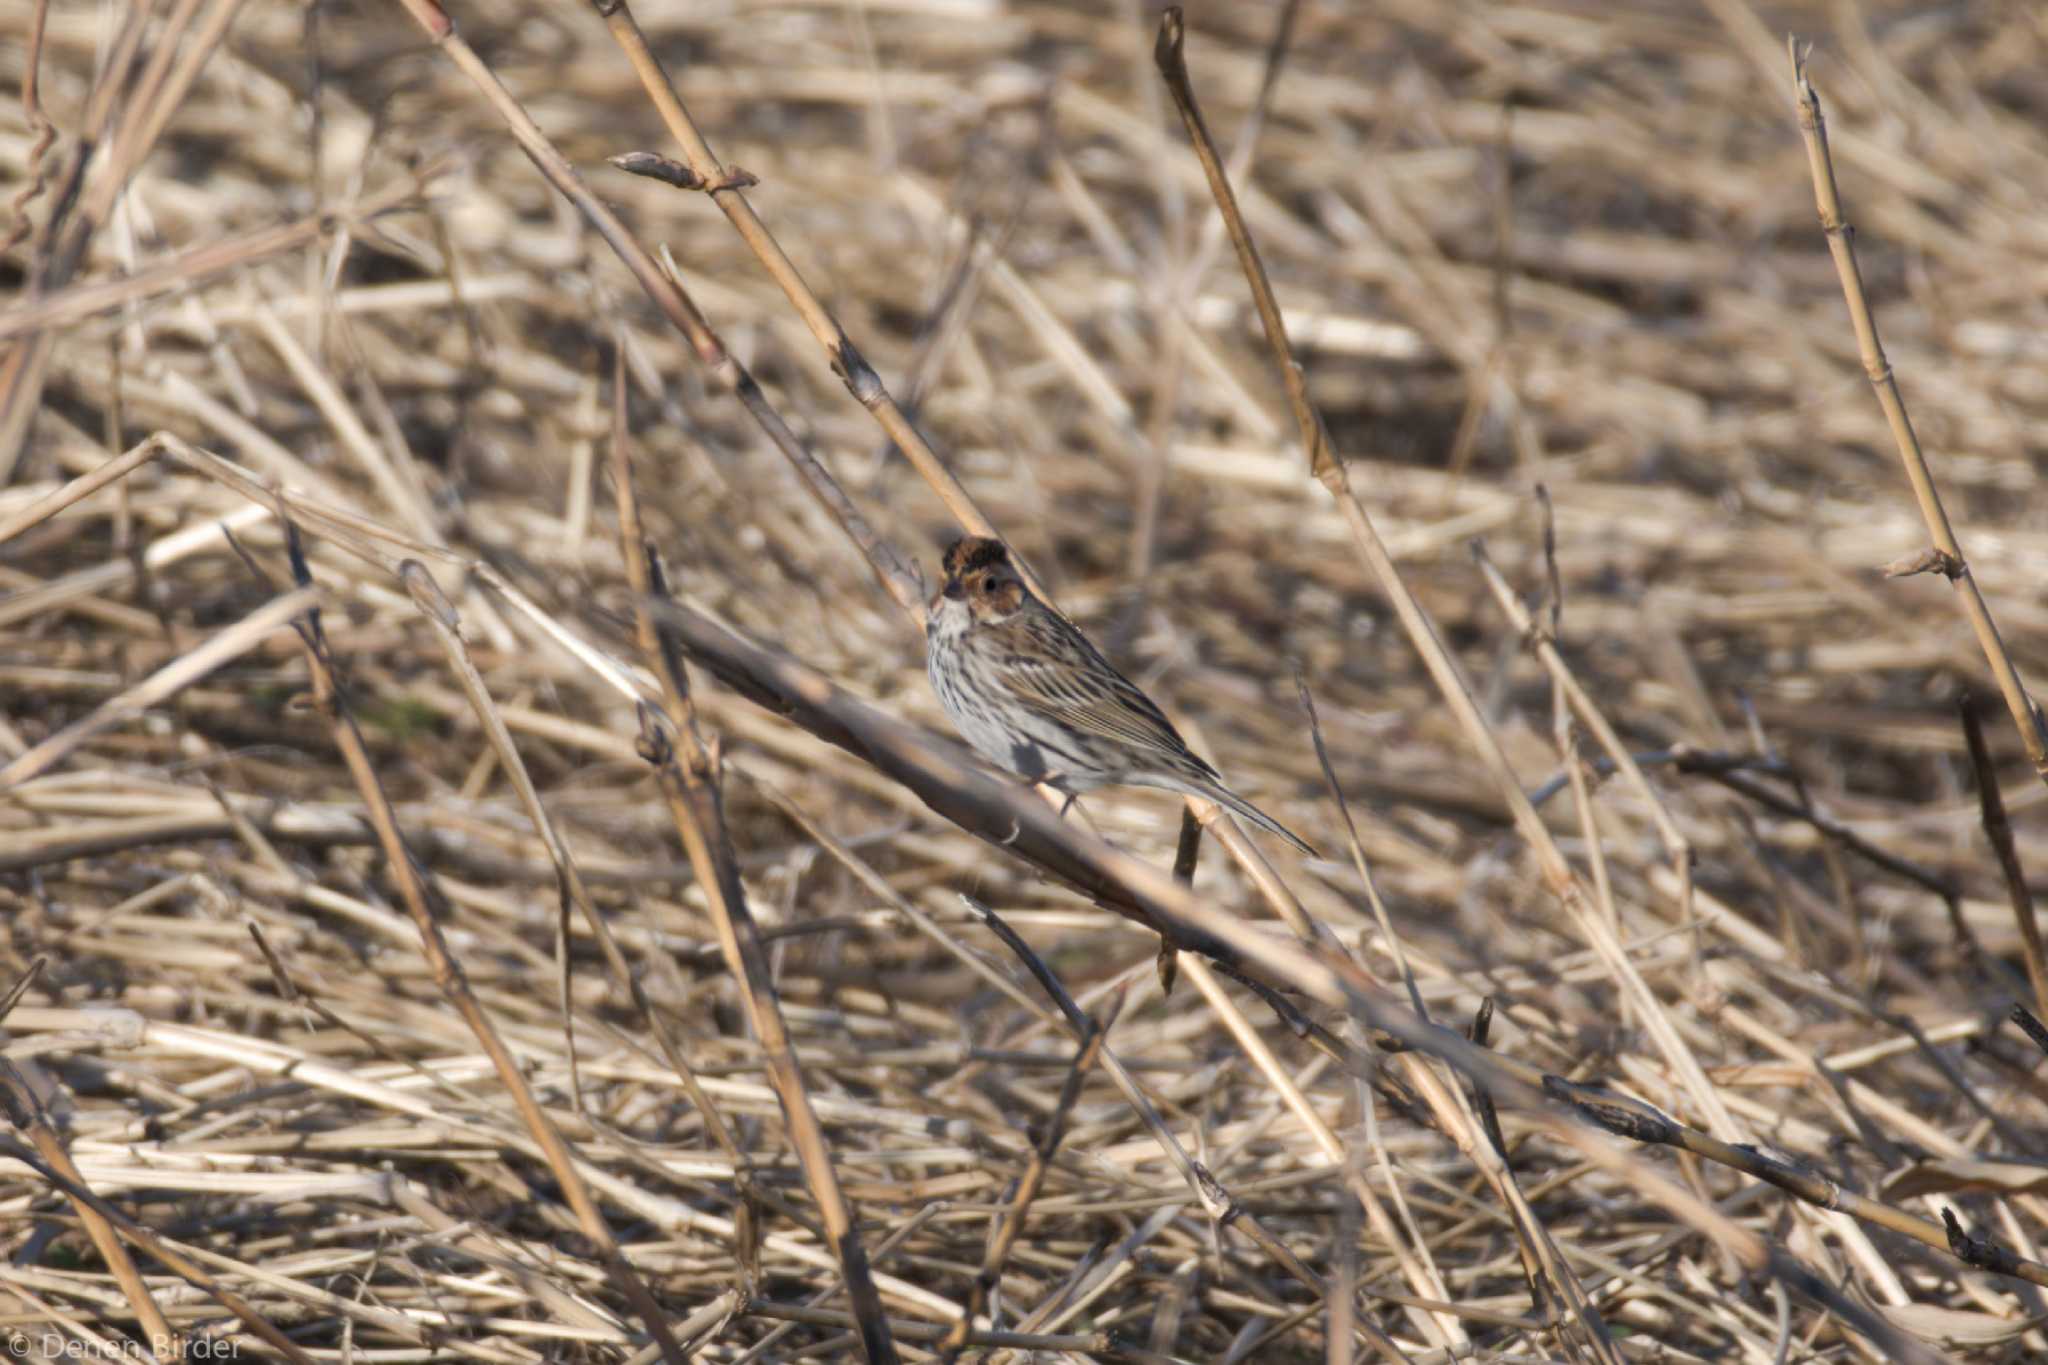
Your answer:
(5, 2), (2048, 1361)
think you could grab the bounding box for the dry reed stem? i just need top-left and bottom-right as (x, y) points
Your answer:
(742, 1300), (1142, 1356)
(936, 995), (1113, 1362)
(0, 1118), (313, 1363)
(590, 0), (1034, 601)
(1791, 43), (2048, 785)
(614, 410), (896, 1357)
(0, 1060), (178, 1361)
(1, 0), (57, 257)
(1671, 748), (1959, 902)
(0, 432), (165, 545)
(1145, 8), (2039, 1344)
(1471, 542), (1694, 938)
(398, 547), (744, 1174)
(252, 309), (440, 545)
(627, 648), (899, 1359)
(962, 896), (1405, 1362)
(593, 0), (1321, 879)
(380, 0), (927, 621)
(0, 585), (316, 787)
(0, 170), (438, 347)
(0, 0), (246, 479)
(1180, 954), (1458, 1359)
(1146, 58), (1898, 1332)
(1156, 0), (1751, 1162)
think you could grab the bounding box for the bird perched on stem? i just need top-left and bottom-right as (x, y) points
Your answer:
(925, 536), (1315, 856)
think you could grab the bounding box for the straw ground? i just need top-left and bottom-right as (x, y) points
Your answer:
(6, 2), (2048, 1361)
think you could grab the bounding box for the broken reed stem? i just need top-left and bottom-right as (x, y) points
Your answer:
(266, 515), (691, 1365)
(1790, 43), (2048, 785)
(613, 425), (897, 1361)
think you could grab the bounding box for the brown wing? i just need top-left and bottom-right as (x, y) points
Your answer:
(988, 610), (1218, 779)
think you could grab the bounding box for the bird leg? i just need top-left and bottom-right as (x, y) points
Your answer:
(1026, 775), (1079, 822)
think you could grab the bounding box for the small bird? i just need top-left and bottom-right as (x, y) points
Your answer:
(926, 536), (1315, 855)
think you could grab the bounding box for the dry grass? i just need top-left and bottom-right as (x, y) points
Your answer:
(6, 1), (2048, 1361)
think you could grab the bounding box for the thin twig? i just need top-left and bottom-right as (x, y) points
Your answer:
(937, 992), (1120, 1362)
(618, 473), (896, 1356)
(1960, 694), (2048, 1019)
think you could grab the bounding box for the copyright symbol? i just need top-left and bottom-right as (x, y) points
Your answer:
(4, 1332), (28, 1359)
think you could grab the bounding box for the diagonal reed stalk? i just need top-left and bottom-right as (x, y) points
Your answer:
(0, 1059), (179, 1360)
(263, 510), (692, 1365)
(382, 0), (926, 620)
(1790, 42), (2048, 785)
(0, 1071), (314, 1364)
(612, 382), (900, 1360)
(587, 0), (1036, 595)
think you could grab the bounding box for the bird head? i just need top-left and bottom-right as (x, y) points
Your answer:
(936, 536), (1027, 623)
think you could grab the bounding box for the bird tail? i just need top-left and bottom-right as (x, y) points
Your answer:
(1190, 779), (1318, 857)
